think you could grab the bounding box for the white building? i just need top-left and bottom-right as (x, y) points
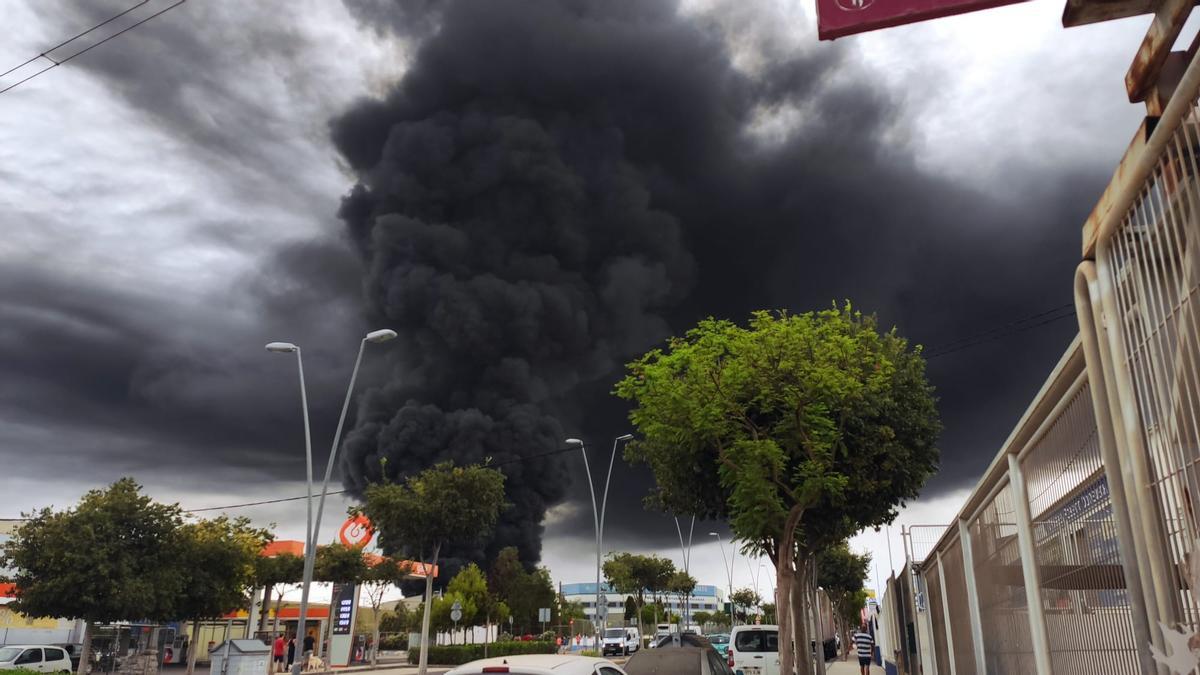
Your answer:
(560, 582), (726, 626)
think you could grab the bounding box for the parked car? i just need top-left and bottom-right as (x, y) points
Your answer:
(727, 625), (780, 675)
(52, 645), (83, 672)
(625, 644), (731, 675)
(705, 634), (729, 658)
(0, 645), (74, 673)
(445, 654), (627, 675)
(600, 627), (640, 656)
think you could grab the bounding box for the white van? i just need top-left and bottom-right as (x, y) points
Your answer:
(601, 627), (640, 656)
(728, 625), (779, 675)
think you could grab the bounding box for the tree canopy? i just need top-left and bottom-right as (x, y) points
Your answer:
(359, 462), (506, 675)
(2, 478), (186, 624)
(616, 306), (940, 673)
(488, 547), (554, 634)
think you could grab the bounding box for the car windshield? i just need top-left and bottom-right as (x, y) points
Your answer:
(605, 629), (626, 638)
(734, 630), (779, 652)
(708, 635), (728, 644)
(0, 648), (21, 662)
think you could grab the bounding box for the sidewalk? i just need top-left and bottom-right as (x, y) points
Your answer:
(826, 658), (885, 674)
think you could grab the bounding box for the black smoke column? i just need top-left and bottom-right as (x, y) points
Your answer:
(332, 1), (699, 570)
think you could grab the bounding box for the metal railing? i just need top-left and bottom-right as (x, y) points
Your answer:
(886, 342), (1148, 675)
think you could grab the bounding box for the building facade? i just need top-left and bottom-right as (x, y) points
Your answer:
(560, 582), (726, 626)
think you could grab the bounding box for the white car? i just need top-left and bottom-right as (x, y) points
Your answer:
(445, 654), (627, 675)
(0, 645), (74, 673)
(727, 625), (780, 675)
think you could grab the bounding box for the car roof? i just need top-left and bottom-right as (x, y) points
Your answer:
(731, 625), (779, 632)
(446, 654), (620, 674)
(1, 645), (63, 649)
(625, 648), (704, 674)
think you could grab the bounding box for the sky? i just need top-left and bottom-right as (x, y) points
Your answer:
(0, 0), (1154, 598)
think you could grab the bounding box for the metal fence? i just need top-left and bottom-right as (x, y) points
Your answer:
(892, 342), (1146, 675)
(873, 40), (1200, 675)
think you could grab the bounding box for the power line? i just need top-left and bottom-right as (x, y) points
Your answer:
(924, 303), (1077, 359)
(1, 0), (186, 96)
(182, 445), (584, 515)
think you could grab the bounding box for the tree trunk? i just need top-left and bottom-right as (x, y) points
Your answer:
(417, 545), (440, 675)
(792, 558), (814, 675)
(272, 589), (283, 637)
(186, 619), (202, 675)
(809, 568), (827, 675)
(76, 622), (92, 675)
(259, 585), (273, 636)
(777, 552), (795, 675)
(371, 606), (380, 666)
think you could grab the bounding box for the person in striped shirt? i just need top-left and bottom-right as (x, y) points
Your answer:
(853, 623), (875, 674)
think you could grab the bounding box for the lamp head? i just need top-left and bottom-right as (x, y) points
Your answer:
(365, 329), (398, 343)
(565, 438), (584, 446)
(709, 532), (720, 537)
(616, 434), (634, 441)
(266, 342), (298, 353)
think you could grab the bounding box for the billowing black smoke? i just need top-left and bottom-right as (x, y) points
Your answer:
(332, 0), (1096, 569)
(332, 0), (718, 571)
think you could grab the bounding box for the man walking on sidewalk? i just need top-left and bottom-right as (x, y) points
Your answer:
(853, 624), (875, 675)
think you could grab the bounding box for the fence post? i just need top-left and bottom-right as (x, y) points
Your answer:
(935, 551), (956, 675)
(1076, 261), (1161, 675)
(957, 519), (987, 675)
(1007, 454), (1053, 675)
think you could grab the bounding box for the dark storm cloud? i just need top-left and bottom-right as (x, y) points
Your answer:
(333, 0), (1111, 555)
(0, 240), (368, 485)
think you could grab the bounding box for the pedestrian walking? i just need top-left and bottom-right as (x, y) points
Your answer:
(286, 636), (296, 670)
(853, 623), (875, 675)
(272, 635), (286, 673)
(303, 632), (315, 658)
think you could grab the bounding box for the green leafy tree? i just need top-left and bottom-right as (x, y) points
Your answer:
(729, 587), (761, 623)
(488, 547), (554, 634)
(761, 603), (776, 624)
(254, 552), (304, 636)
(177, 516), (273, 675)
(691, 610), (713, 630)
(379, 604), (411, 633)
(623, 597), (638, 623)
(617, 307), (940, 675)
(359, 462), (506, 675)
(361, 558), (413, 665)
(602, 553), (675, 631)
(666, 571), (696, 628)
(817, 542), (871, 659)
(0, 479), (186, 675)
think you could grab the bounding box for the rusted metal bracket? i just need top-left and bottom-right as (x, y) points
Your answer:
(1125, 0), (1194, 103)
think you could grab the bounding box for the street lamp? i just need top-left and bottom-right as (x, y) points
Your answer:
(675, 515), (695, 630)
(567, 434), (634, 648)
(709, 532), (735, 629)
(267, 329), (396, 675)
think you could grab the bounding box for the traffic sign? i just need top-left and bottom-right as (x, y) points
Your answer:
(451, 600), (463, 622)
(538, 607), (551, 623)
(596, 603), (608, 619)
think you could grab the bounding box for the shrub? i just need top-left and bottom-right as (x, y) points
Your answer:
(407, 641), (557, 665)
(377, 634), (408, 650)
(579, 649), (599, 657)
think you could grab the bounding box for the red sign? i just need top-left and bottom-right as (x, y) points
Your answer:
(817, 0), (1027, 39)
(338, 515), (374, 548)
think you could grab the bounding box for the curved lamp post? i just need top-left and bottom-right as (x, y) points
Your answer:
(709, 532), (735, 629)
(267, 329), (396, 675)
(567, 433), (633, 648)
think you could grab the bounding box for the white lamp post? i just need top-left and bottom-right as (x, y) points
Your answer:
(267, 329), (396, 675)
(709, 532), (735, 629)
(567, 434), (633, 647)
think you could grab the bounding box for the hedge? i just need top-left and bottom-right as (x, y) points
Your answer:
(406, 641), (557, 665)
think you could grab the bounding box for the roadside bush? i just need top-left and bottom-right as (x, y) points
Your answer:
(407, 641), (556, 665)
(377, 634), (408, 650)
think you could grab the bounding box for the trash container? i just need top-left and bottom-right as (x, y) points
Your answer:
(208, 640), (270, 675)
